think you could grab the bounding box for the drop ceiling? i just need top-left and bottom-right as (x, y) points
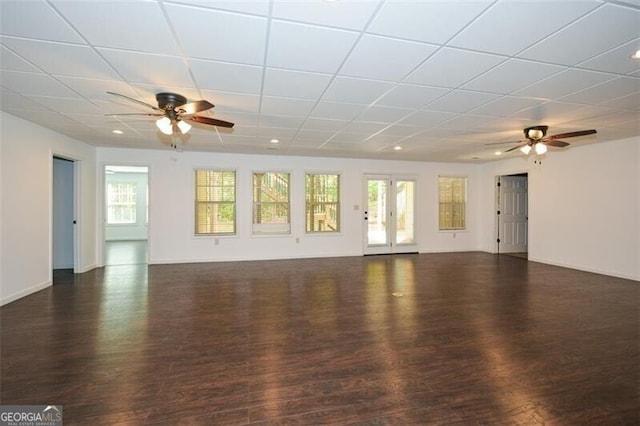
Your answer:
(1, 0), (639, 162)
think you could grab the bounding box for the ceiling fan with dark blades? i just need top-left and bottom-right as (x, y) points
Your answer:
(490, 125), (596, 155)
(106, 91), (234, 135)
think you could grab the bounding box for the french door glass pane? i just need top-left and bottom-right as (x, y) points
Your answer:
(367, 179), (387, 245)
(396, 180), (415, 244)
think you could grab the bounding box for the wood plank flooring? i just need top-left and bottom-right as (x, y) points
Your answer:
(1, 252), (638, 425)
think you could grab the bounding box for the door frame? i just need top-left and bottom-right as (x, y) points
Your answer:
(51, 153), (81, 275)
(495, 172), (529, 255)
(100, 163), (151, 266)
(363, 174), (418, 255)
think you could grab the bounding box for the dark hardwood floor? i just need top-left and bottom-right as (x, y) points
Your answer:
(1, 252), (638, 425)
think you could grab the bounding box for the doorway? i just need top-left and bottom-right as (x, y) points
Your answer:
(52, 157), (76, 273)
(496, 173), (528, 256)
(104, 165), (149, 265)
(363, 174), (417, 255)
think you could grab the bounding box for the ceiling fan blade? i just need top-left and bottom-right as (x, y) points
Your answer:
(549, 129), (597, 139)
(545, 140), (570, 148)
(105, 112), (164, 117)
(189, 115), (234, 128)
(178, 100), (214, 115)
(106, 91), (161, 111)
(505, 143), (527, 153)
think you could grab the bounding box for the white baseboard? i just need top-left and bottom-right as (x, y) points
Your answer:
(527, 256), (639, 282)
(0, 280), (52, 306)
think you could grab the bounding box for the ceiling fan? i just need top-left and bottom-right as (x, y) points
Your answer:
(106, 91), (234, 136)
(499, 125), (597, 155)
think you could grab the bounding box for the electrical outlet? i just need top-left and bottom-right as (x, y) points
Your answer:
(296, 237), (300, 244)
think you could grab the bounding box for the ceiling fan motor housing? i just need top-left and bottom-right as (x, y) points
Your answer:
(156, 93), (187, 110)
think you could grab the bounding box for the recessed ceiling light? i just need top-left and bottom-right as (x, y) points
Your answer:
(494, 151), (502, 156)
(270, 138), (280, 144)
(112, 129), (123, 135)
(632, 49), (640, 59)
(393, 145), (403, 151)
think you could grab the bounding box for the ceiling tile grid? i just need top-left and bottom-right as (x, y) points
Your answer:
(0, 0), (638, 162)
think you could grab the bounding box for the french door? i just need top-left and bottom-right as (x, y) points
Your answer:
(363, 175), (417, 255)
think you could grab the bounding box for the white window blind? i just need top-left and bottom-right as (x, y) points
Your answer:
(195, 170), (236, 235)
(107, 182), (137, 224)
(439, 176), (466, 230)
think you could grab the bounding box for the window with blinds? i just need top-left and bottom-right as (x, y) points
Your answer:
(305, 173), (340, 233)
(107, 182), (137, 224)
(253, 172), (290, 235)
(438, 176), (466, 230)
(195, 170), (236, 235)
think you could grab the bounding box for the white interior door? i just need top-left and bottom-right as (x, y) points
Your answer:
(498, 175), (528, 253)
(363, 175), (417, 255)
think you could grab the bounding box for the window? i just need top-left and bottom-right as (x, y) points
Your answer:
(305, 173), (340, 233)
(439, 176), (466, 230)
(195, 170), (236, 235)
(107, 183), (137, 224)
(253, 172), (290, 234)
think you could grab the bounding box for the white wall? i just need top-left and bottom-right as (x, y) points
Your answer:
(105, 171), (149, 241)
(96, 148), (483, 265)
(1, 112), (97, 305)
(480, 137), (639, 281)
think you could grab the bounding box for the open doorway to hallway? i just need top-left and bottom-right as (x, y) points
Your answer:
(104, 165), (149, 265)
(496, 173), (528, 258)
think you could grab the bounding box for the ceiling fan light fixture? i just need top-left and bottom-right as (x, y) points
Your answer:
(535, 142), (547, 155)
(520, 145), (532, 155)
(527, 129), (544, 140)
(156, 117), (173, 135)
(631, 49), (640, 59)
(177, 119), (192, 134)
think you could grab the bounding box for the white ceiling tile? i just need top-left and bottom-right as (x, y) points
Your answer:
(189, 59), (262, 94)
(0, 70), (81, 98)
(469, 96), (544, 117)
(263, 68), (332, 99)
(255, 127), (298, 141)
(406, 48), (506, 88)
(260, 96), (316, 117)
(356, 105), (413, 123)
(2, 38), (119, 80)
(327, 132), (368, 144)
(519, 4), (640, 66)
(322, 76), (394, 104)
(511, 101), (595, 123)
(0, 0), (84, 43)
(450, 1), (599, 56)
(200, 90), (260, 115)
(26, 95), (102, 114)
(514, 69), (617, 100)
(258, 115), (306, 128)
(578, 38), (640, 75)
(437, 113), (496, 130)
(424, 90), (500, 113)
(56, 77), (140, 103)
(272, 0), (380, 31)
(462, 59), (564, 95)
(267, 20), (359, 73)
(1, 45), (41, 72)
(601, 92), (640, 110)
(294, 129), (336, 142)
(375, 84), (449, 109)
(560, 77), (640, 105)
(310, 102), (366, 120)
(342, 121), (388, 134)
(374, 124), (421, 138)
(399, 110), (456, 127)
(340, 35), (437, 81)
(99, 49), (192, 87)
(166, 4), (267, 65)
(51, 0), (180, 55)
(166, 0), (270, 16)
(301, 118), (350, 132)
(0, 87), (59, 112)
(368, 1), (491, 44)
